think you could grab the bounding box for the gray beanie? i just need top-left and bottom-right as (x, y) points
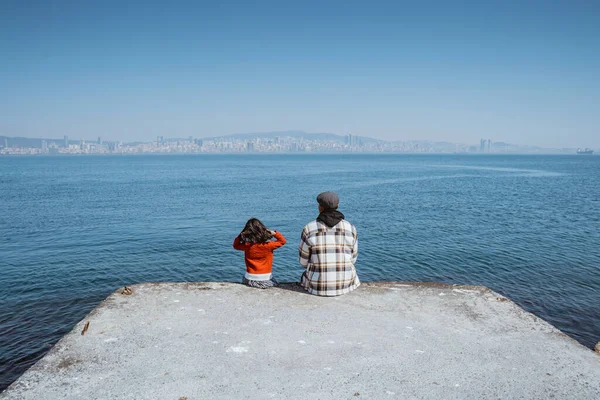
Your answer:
(317, 191), (339, 210)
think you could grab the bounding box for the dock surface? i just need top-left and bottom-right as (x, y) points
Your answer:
(2, 282), (599, 399)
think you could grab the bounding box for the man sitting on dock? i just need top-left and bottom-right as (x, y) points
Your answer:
(298, 191), (360, 296)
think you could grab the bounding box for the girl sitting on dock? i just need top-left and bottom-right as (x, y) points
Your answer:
(233, 218), (286, 288)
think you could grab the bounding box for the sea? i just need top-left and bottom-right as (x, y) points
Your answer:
(1, 154), (599, 390)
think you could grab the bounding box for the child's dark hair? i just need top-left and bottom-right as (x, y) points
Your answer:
(240, 218), (272, 244)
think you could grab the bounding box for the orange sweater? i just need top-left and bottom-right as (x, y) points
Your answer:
(233, 231), (286, 276)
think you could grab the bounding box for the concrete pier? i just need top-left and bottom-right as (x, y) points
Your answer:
(2, 282), (599, 399)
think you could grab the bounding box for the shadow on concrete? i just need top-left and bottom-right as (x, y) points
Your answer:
(275, 282), (312, 295)
(232, 281), (312, 296)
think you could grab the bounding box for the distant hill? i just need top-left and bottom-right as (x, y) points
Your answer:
(201, 130), (383, 144)
(0, 136), (67, 148)
(0, 136), (111, 148)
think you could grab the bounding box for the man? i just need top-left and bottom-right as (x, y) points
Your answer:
(298, 191), (360, 296)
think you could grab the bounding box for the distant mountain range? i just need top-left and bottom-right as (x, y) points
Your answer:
(200, 130), (383, 144)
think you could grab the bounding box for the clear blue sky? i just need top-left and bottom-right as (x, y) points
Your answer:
(1, 0), (599, 147)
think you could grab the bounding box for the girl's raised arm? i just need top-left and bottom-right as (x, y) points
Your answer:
(233, 235), (247, 250)
(267, 231), (286, 249)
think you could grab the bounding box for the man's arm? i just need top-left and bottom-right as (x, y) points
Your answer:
(351, 227), (358, 264)
(298, 227), (311, 268)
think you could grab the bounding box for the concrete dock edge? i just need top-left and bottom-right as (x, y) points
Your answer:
(2, 282), (599, 399)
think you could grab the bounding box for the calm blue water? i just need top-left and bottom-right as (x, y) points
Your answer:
(1, 154), (599, 390)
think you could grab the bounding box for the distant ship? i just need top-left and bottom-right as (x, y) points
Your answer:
(576, 148), (594, 155)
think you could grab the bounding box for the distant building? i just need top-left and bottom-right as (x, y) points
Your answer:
(98, 137), (102, 145)
(64, 135), (69, 148)
(42, 140), (48, 153)
(345, 134), (359, 147)
(188, 136), (193, 143)
(49, 142), (59, 155)
(247, 142), (254, 152)
(479, 138), (492, 153)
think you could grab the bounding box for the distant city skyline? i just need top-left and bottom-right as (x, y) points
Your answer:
(1, 131), (595, 156)
(1, 1), (599, 147)
(0, 129), (598, 150)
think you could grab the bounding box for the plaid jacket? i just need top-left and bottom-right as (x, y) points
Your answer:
(298, 219), (360, 296)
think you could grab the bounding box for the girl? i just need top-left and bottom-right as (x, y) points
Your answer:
(233, 218), (286, 288)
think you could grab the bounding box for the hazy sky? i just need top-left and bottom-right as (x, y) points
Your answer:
(1, 1), (599, 147)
